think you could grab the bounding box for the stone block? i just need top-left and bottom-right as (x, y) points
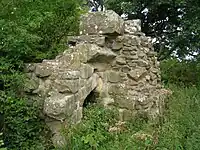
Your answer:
(125, 20), (141, 34)
(115, 96), (135, 110)
(119, 109), (135, 121)
(59, 71), (80, 80)
(128, 67), (147, 81)
(43, 94), (76, 121)
(80, 64), (94, 79)
(106, 71), (121, 83)
(35, 65), (51, 77)
(116, 57), (126, 65)
(54, 79), (80, 94)
(80, 10), (124, 35)
(112, 41), (123, 50)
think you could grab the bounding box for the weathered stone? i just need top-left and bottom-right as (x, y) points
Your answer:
(68, 35), (105, 47)
(125, 20), (141, 34)
(80, 64), (94, 79)
(147, 51), (156, 57)
(88, 46), (117, 62)
(106, 71), (121, 83)
(75, 44), (117, 63)
(43, 93), (76, 120)
(121, 66), (131, 73)
(123, 35), (140, 46)
(95, 36), (105, 46)
(125, 55), (139, 60)
(24, 78), (39, 93)
(115, 96), (135, 110)
(80, 10), (124, 35)
(24, 63), (36, 72)
(108, 83), (126, 94)
(112, 41), (123, 50)
(77, 74), (98, 106)
(126, 79), (138, 86)
(59, 71), (80, 80)
(127, 62), (137, 67)
(116, 57), (126, 65)
(136, 60), (149, 67)
(128, 68), (147, 81)
(145, 75), (151, 81)
(137, 52), (146, 58)
(54, 79), (80, 93)
(35, 65), (51, 77)
(119, 109), (134, 121)
(101, 97), (115, 106)
(150, 67), (159, 73)
(95, 77), (103, 93)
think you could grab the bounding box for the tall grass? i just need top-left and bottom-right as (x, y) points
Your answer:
(156, 84), (200, 150)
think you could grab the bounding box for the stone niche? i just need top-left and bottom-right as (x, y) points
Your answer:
(24, 10), (169, 146)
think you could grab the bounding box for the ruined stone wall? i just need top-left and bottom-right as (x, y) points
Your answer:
(24, 10), (167, 145)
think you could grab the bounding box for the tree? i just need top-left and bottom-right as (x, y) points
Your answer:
(87, 0), (104, 11)
(0, 0), (84, 148)
(105, 0), (200, 60)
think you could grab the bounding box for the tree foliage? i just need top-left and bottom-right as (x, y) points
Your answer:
(0, 0), (83, 149)
(105, 0), (200, 60)
(86, 0), (104, 11)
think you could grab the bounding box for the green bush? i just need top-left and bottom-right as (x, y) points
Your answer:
(160, 59), (200, 86)
(60, 104), (155, 150)
(0, 0), (84, 149)
(0, 0), (82, 63)
(61, 104), (118, 150)
(0, 132), (7, 150)
(0, 91), (53, 150)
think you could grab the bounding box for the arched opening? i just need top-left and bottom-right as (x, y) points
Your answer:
(83, 90), (99, 108)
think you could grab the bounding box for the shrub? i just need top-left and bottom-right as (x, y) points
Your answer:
(0, 132), (7, 150)
(60, 104), (155, 150)
(0, 0), (84, 149)
(160, 59), (200, 86)
(0, 91), (54, 149)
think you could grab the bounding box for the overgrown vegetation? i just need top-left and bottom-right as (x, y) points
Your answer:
(160, 59), (200, 86)
(0, 0), (84, 149)
(59, 84), (200, 150)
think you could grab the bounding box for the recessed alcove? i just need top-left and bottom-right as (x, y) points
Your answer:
(83, 90), (99, 108)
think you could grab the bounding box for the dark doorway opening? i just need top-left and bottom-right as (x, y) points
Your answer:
(83, 91), (99, 108)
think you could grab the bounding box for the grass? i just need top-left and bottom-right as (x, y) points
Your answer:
(57, 84), (200, 150)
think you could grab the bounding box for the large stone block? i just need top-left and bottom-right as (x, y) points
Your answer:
(128, 68), (147, 81)
(74, 43), (117, 63)
(106, 71), (121, 83)
(54, 79), (80, 94)
(35, 65), (51, 77)
(80, 64), (94, 79)
(76, 74), (98, 106)
(43, 93), (76, 121)
(58, 71), (80, 80)
(80, 10), (124, 35)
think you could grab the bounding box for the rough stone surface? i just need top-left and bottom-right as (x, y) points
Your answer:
(24, 10), (169, 146)
(80, 10), (124, 35)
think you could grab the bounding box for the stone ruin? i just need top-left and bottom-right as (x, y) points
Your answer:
(24, 10), (168, 146)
